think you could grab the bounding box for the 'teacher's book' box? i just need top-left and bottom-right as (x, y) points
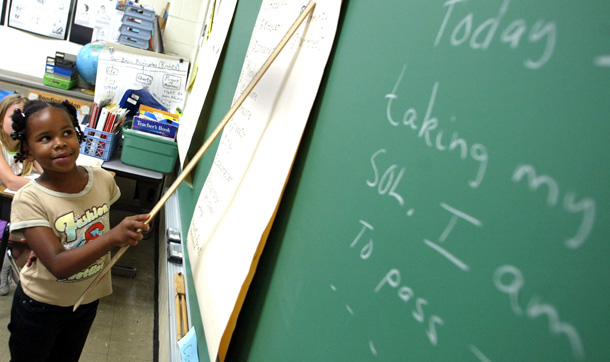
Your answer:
(132, 115), (179, 139)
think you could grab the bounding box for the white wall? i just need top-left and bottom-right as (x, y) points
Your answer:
(0, 0), (210, 80)
(160, 0), (209, 63)
(0, 29), (84, 79)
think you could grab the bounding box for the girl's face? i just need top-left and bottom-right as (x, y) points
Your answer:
(2, 102), (24, 141)
(23, 107), (80, 173)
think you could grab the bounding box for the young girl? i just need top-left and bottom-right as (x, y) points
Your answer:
(0, 94), (42, 295)
(0, 94), (41, 189)
(8, 100), (150, 362)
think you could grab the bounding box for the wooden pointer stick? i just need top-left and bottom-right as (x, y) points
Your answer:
(73, 1), (317, 311)
(176, 294), (183, 339)
(176, 272), (188, 336)
(175, 272), (187, 339)
(181, 295), (188, 335)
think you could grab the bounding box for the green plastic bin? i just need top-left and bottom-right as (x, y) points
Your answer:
(121, 122), (178, 173)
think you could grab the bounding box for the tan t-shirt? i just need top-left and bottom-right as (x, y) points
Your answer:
(10, 166), (121, 307)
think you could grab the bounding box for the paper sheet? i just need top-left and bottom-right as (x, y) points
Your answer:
(186, 1), (342, 360)
(3, 173), (40, 194)
(74, 0), (122, 42)
(8, 0), (71, 39)
(178, 327), (199, 362)
(95, 43), (190, 113)
(177, 0), (238, 168)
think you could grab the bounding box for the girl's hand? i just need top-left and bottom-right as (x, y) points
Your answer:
(8, 234), (26, 243)
(25, 250), (37, 267)
(22, 214), (150, 279)
(108, 214), (151, 247)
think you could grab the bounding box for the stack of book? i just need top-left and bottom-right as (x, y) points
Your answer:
(44, 52), (78, 90)
(88, 101), (129, 134)
(82, 100), (129, 159)
(132, 105), (180, 140)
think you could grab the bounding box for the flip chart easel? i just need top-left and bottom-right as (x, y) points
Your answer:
(74, 1), (317, 311)
(95, 42), (189, 113)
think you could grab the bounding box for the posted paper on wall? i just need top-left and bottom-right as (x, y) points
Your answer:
(186, 1), (342, 361)
(74, 0), (122, 42)
(177, 0), (238, 167)
(8, 0), (71, 39)
(95, 43), (189, 113)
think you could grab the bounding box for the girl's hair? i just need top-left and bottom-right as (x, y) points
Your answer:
(10, 99), (85, 163)
(0, 94), (28, 146)
(0, 94), (35, 174)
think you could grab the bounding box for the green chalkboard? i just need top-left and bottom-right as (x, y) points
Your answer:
(178, 1), (610, 360)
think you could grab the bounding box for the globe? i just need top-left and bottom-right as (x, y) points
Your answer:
(76, 41), (105, 86)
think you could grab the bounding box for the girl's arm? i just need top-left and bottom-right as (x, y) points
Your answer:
(22, 213), (150, 279)
(33, 160), (43, 174)
(0, 153), (35, 190)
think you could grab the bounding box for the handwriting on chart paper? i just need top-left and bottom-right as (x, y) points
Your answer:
(188, 1), (337, 258)
(330, 2), (595, 360)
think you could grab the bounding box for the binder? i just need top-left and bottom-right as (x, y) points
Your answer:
(54, 51), (77, 66)
(46, 56), (77, 78)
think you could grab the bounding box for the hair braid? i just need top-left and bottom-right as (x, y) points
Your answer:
(10, 108), (28, 163)
(61, 100), (86, 143)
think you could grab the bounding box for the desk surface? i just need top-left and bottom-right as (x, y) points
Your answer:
(102, 150), (164, 181)
(102, 149), (165, 214)
(0, 185), (13, 199)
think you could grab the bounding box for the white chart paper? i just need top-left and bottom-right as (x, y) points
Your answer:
(95, 43), (189, 113)
(177, 0), (238, 167)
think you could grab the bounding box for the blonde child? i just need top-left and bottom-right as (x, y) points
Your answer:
(0, 94), (41, 189)
(8, 100), (150, 361)
(0, 94), (42, 295)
